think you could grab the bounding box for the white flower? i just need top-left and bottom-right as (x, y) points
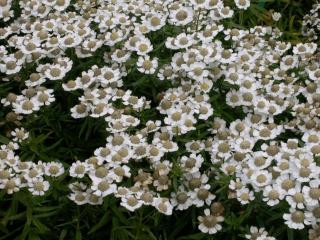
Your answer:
(180, 154), (204, 173)
(34, 89), (55, 106)
(262, 185), (283, 206)
(11, 128), (29, 142)
(69, 191), (88, 205)
(302, 180), (320, 207)
(87, 192), (104, 205)
(198, 209), (224, 234)
(91, 180), (117, 197)
(44, 162), (65, 177)
(108, 165), (131, 182)
(153, 197), (173, 215)
(13, 98), (40, 115)
(120, 195), (143, 212)
(137, 55), (158, 74)
(0, 56), (22, 75)
(191, 184), (216, 207)
(44, 65), (67, 81)
(245, 226), (274, 240)
(70, 103), (90, 119)
(169, 7), (194, 26)
(145, 13), (167, 31)
(0, 177), (21, 194)
(272, 12), (281, 21)
(283, 208), (311, 230)
(250, 170), (272, 188)
(234, 0), (251, 10)
(236, 187), (255, 205)
(28, 177), (50, 196)
(174, 33), (195, 49)
(170, 189), (193, 210)
(69, 161), (89, 178)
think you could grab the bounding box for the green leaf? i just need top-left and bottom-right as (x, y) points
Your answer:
(75, 223), (82, 240)
(88, 212), (110, 234)
(0, 134), (10, 144)
(287, 228), (294, 240)
(177, 233), (207, 240)
(59, 229), (68, 240)
(110, 206), (129, 225)
(32, 218), (50, 233)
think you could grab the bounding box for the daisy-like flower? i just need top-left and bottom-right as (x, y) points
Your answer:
(120, 195), (143, 212)
(191, 184), (216, 207)
(309, 224), (320, 240)
(174, 33), (195, 49)
(137, 191), (155, 206)
(283, 208), (312, 230)
(11, 128), (29, 142)
(44, 65), (67, 81)
(234, 0), (251, 10)
(302, 180), (320, 207)
(87, 192), (104, 205)
(28, 177), (50, 196)
(23, 166), (44, 182)
(62, 80), (80, 91)
(0, 177), (21, 194)
(13, 98), (40, 115)
(109, 165), (131, 183)
(185, 140), (205, 154)
(136, 55), (158, 74)
(153, 174), (171, 191)
(82, 39), (103, 52)
(250, 170), (272, 188)
(69, 161), (89, 178)
(90, 103), (112, 118)
(169, 7), (194, 26)
(198, 209), (224, 234)
(180, 154), (204, 173)
(236, 187), (255, 205)
(216, 6), (234, 19)
(0, 56), (22, 75)
(245, 226), (276, 240)
(35, 88), (55, 106)
(53, 0), (71, 11)
(13, 161), (32, 174)
(91, 180), (117, 197)
(104, 29), (125, 46)
(170, 189), (193, 210)
(153, 197), (173, 215)
(111, 49), (131, 64)
(187, 62), (209, 81)
(134, 37), (154, 56)
(145, 13), (167, 31)
(271, 11), (281, 21)
(70, 103), (90, 119)
(20, 38), (42, 55)
(25, 73), (46, 87)
(44, 162), (65, 177)
(69, 191), (88, 205)
(285, 187), (306, 209)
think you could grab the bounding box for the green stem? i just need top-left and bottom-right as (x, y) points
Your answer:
(258, 0), (266, 9)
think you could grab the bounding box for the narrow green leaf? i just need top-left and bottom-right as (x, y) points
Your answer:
(88, 212), (110, 234)
(75, 223), (82, 240)
(59, 229), (68, 240)
(0, 134), (10, 144)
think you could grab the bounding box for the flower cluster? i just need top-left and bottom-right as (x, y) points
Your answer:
(302, 3), (320, 41)
(0, 129), (64, 196)
(0, 0), (319, 237)
(245, 226), (276, 240)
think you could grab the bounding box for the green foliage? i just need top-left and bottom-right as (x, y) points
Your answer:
(0, 0), (318, 239)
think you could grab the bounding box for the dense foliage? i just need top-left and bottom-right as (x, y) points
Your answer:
(0, 0), (320, 239)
